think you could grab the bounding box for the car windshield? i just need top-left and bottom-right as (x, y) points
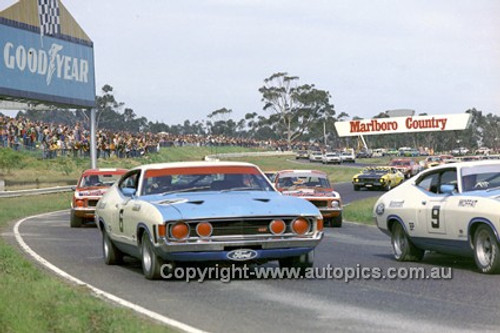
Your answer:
(461, 164), (500, 192)
(325, 153), (338, 157)
(277, 175), (331, 190)
(141, 166), (274, 195)
(362, 169), (389, 175)
(79, 174), (122, 188)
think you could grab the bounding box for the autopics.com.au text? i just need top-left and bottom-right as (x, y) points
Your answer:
(160, 263), (453, 283)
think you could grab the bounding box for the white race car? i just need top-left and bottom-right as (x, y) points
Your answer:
(374, 160), (500, 273)
(322, 152), (342, 164)
(309, 151), (323, 162)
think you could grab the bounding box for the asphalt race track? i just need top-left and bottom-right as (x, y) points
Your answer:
(7, 186), (500, 332)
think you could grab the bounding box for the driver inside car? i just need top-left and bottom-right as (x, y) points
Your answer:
(462, 174), (477, 192)
(147, 175), (172, 194)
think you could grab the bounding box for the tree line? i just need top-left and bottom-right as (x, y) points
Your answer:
(9, 73), (499, 152)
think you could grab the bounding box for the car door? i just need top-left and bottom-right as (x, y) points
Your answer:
(114, 170), (141, 244)
(417, 168), (457, 236)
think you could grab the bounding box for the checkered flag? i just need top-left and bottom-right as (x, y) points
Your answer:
(38, 0), (61, 37)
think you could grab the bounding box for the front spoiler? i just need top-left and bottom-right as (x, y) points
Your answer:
(163, 247), (314, 262)
(72, 208), (96, 218)
(155, 232), (323, 260)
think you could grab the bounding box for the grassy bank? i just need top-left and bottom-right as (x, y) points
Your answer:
(343, 196), (379, 224)
(0, 193), (170, 332)
(0, 146), (260, 190)
(1, 147), (361, 188)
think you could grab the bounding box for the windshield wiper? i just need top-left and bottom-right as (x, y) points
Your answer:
(161, 186), (210, 195)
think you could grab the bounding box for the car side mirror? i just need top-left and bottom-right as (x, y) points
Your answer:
(440, 184), (455, 194)
(122, 187), (136, 197)
(71, 186), (76, 191)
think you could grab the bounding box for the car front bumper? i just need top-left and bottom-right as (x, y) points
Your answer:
(72, 207), (96, 218)
(155, 232), (323, 261)
(319, 208), (342, 217)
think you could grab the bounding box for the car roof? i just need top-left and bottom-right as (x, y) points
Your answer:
(277, 169), (327, 176)
(364, 166), (393, 170)
(423, 160), (500, 172)
(81, 168), (128, 176)
(132, 161), (260, 172)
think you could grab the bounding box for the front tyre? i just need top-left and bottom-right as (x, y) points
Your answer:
(141, 232), (164, 280)
(474, 225), (500, 274)
(330, 213), (343, 228)
(102, 229), (123, 265)
(391, 223), (424, 261)
(384, 182), (392, 191)
(279, 250), (314, 276)
(70, 210), (83, 228)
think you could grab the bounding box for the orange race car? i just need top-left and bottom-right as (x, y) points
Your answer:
(274, 169), (343, 227)
(70, 168), (128, 227)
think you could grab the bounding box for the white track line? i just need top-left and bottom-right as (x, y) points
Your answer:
(13, 211), (207, 333)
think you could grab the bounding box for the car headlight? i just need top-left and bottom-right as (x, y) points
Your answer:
(331, 201), (340, 209)
(379, 178), (384, 183)
(354, 178), (359, 182)
(375, 203), (385, 215)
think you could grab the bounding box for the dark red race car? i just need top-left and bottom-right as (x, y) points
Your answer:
(70, 168), (128, 227)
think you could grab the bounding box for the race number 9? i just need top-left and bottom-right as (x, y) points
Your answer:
(431, 206), (440, 229)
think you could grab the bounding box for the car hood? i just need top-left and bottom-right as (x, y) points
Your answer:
(144, 191), (321, 221)
(357, 173), (385, 179)
(281, 188), (340, 199)
(76, 187), (110, 197)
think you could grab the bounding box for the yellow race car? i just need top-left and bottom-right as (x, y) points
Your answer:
(352, 166), (405, 191)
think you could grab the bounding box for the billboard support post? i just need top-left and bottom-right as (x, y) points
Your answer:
(90, 108), (97, 169)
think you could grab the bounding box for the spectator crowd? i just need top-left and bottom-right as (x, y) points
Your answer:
(0, 115), (292, 159)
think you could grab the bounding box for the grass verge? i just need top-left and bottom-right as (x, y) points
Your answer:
(343, 196), (379, 224)
(0, 192), (171, 332)
(0, 146), (260, 190)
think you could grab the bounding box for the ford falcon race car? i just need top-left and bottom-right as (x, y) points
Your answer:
(95, 162), (324, 279)
(352, 166), (404, 191)
(389, 158), (420, 178)
(274, 170), (343, 227)
(295, 150), (309, 159)
(70, 168), (128, 227)
(422, 155), (457, 169)
(374, 160), (500, 273)
(322, 152), (342, 164)
(309, 151), (323, 162)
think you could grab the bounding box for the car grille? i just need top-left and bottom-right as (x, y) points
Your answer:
(174, 217), (314, 238)
(87, 199), (99, 207)
(309, 200), (328, 209)
(359, 177), (379, 184)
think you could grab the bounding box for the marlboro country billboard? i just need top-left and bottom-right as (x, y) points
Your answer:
(334, 113), (471, 137)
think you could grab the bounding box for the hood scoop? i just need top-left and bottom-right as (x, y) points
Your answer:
(253, 198), (270, 203)
(157, 198), (188, 205)
(187, 200), (204, 205)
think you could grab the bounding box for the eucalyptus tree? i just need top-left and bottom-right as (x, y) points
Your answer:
(259, 72), (336, 147)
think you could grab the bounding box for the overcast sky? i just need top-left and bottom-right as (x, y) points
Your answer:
(21, 1), (500, 124)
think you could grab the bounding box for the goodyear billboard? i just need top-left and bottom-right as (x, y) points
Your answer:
(0, 0), (95, 108)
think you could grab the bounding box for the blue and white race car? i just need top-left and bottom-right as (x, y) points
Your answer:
(95, 161), (324, 279)
(374, 160), (500, 273)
